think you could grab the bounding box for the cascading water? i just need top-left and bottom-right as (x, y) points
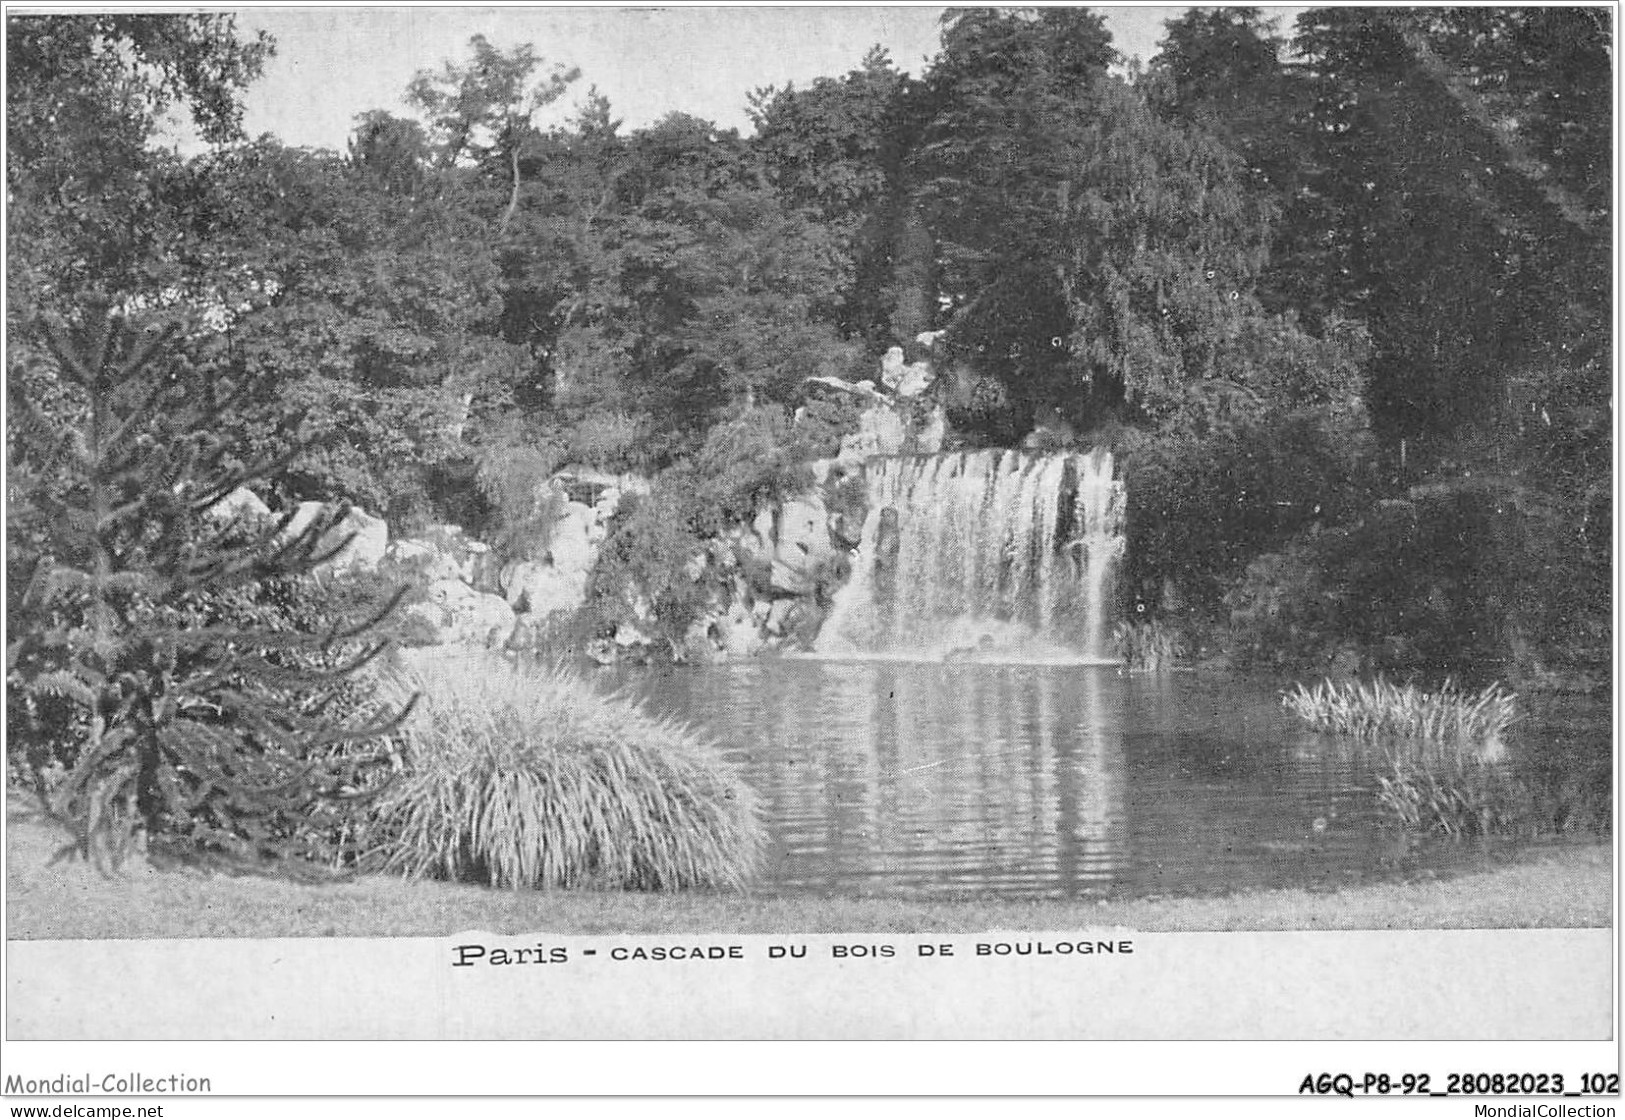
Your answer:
(816, 448), (1126, 661)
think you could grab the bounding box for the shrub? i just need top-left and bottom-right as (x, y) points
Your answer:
(564, 409), (653, 473)
(473, 438), (567, 563)
(1125, 406), (1376, 619)
(363, 653), (761, 890)
(791, 393), (867, 459)
(1222, 543), (1342, 670)
(586, 486), (715, 648)
(690, 403), (814, 533)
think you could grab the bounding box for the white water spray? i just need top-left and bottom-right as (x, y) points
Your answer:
(817, 449), (1126, 661)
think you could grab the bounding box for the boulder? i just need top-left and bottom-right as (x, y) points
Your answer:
(717, 603), (765, 657)
(279, 500), (328, 548)
(763, 555), (809, 598)
(778, 495), (833, 560)
(504, 613), (541, 652)
(769, 494), (837, 596)
(329, 507), (389, 572)
(388, 537), (462, 582)
(404, 579), (516, 647)
(678, 617), (727, 664)
(838, 405), (907, 464)
(783, 599), (826, 649)
(765, 598), (796, 637)
(548, 501), (597, 579)
(208, 486), (272, 524)
(613, 622), (651, 649)
(279, 501), (388, 574)
(880, 346), (908, 390)
(804, 374), (890, 404)
(468, 546), (504, 595)
(751, 505), (775, 543)
(504, 560), (586, 619)
(894, 360), (934, 398)
(728, 517), (775, 593)
(830, 510), (866, 549)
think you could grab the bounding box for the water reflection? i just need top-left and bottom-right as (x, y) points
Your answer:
(614, 661), (1605, 901)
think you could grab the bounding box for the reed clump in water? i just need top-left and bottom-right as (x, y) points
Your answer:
(362, 654), (761, 891)
(1282, 678), (1518, 745)
(1113, 619), (1184, 672)
(1372, 750), (1530, 840)
(1284, 678), (1541, 839)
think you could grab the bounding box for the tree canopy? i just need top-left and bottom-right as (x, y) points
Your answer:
(7, 12), (1610, 673)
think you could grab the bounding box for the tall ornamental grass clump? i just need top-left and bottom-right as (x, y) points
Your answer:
(1282, 678), (1518, 745)
(365, 655), (761, 891)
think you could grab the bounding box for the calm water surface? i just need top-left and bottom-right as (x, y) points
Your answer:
(614, 659), (1608, 901)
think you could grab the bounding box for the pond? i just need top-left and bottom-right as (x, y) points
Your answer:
(615, 658), (1610, 901)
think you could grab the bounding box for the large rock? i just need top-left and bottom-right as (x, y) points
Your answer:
(503, 559), (586, 619)
(484, 495), (603, 620)
(325, 507), (389, 572)
(880, 345), (934, 398)
(769, 494), (837, 596)
(404, 579), (516, 647)
(838, 405), (907, 464)
(894, 360), (934, 399)
(764, 598), (796, 636)
(387, 537), (464, 582)
(880, 346), (908, 389)
(279, 501), (328, 550)
(728, 513), (776, 594)
(547, 501), (598, 579)
(716, 602), (765, 657)
(279, 501), (388, 574)
(208, 486), (272, 524)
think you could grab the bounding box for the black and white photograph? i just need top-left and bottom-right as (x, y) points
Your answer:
(2, 0), (1615, 1101)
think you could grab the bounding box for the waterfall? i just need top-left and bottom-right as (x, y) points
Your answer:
(817, 449), (1126, 661)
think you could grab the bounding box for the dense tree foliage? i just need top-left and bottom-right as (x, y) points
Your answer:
(7, 11), (1611, 686)
(6, 15), (272, 316)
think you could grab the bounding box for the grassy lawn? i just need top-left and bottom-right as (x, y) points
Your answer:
(6, 795), (1612, 938)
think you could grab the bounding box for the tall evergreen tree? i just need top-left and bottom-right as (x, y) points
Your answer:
(8, 307), (413, 869)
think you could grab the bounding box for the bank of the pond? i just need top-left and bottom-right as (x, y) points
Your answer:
(5, 799), (1611, 938)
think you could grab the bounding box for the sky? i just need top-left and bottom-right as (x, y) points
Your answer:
(183, 5), (1305, 155)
